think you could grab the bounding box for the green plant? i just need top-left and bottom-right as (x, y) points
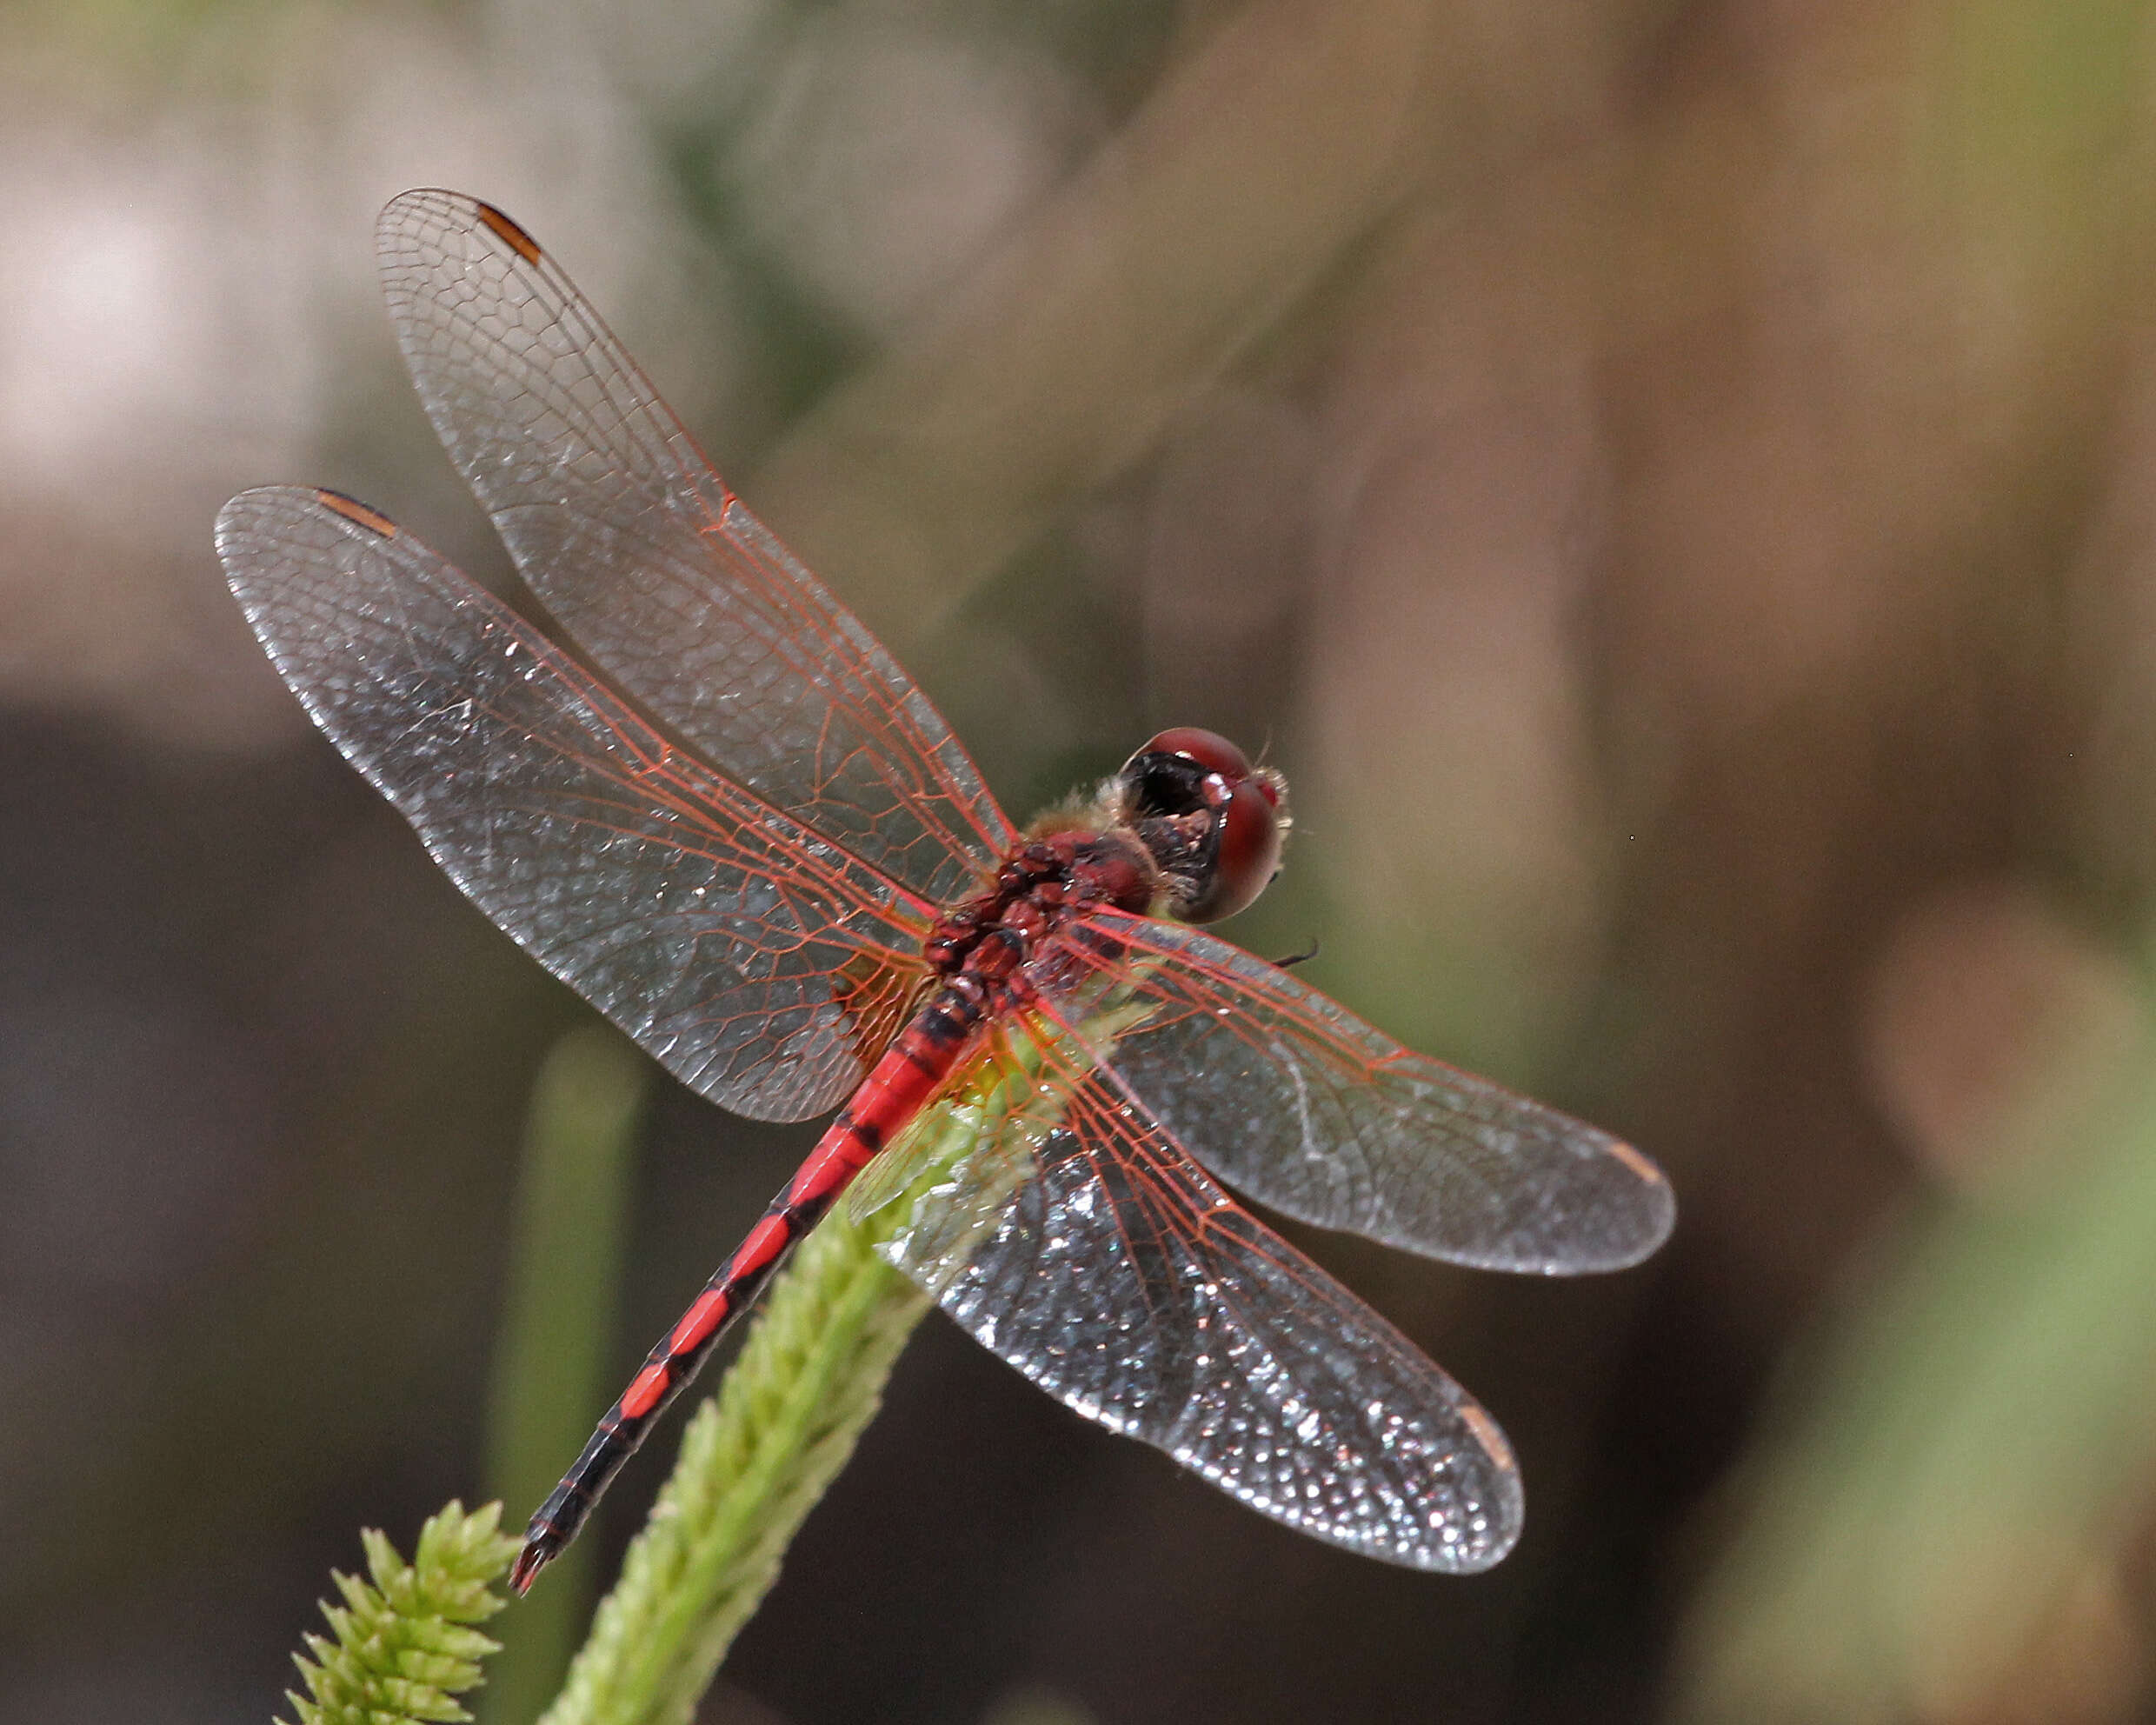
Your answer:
(279, 1501), (520, 1725)
(279, 994), (1149, 1725)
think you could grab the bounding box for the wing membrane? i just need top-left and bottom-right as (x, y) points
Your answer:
(1026, 914), (1674, 1274)
(883, 1022), (1523, 1573)
(375, 188), (1015, 905)
(216, 486), (929, 1122)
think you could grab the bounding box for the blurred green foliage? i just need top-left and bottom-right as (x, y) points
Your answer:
(479, 1029), (649, 1725)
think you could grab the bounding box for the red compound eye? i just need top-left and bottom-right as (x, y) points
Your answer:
(1138, 726), (1253, 782)
(1120, 729), (1288, 922)
(1194, 772), (1284, 921)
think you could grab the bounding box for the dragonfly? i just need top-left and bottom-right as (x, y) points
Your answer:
(216, 189), (1674, 1595)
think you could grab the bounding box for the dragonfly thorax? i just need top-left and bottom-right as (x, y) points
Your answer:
(924, 831), (1157, 989)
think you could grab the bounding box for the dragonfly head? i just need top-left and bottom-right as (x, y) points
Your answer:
(1116, 728), (1289, 922)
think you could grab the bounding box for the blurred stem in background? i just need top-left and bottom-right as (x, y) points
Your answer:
(1676, 941), (2156, 1723)
(752, 0), (1461, 643)
(480, 1027), (650, 1725)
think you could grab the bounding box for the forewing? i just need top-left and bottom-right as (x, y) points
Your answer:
(375, 189), (1015, 905)
(883, 1024), (1523, 1573)
(1027, 913), (1674, 1274)
(216, 486), (929, 1122)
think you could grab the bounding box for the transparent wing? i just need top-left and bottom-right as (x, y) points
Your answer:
(375, 188), (1015, 906)
(216, 486), (931, 1122)
(883, 1022), (1523, 1573)
(1022, 913), (1674, 1274)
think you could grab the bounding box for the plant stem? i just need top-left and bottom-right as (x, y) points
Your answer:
(533, 1102), (991, 1725)
(532, 1009), (1114, 1725)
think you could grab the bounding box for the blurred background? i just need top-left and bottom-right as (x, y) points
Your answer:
(9, 0), (2156, 1720)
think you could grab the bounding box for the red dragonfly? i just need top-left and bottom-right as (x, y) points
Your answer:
(216, 190), (1674, 1595)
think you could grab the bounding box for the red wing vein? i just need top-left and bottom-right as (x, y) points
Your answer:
(877, 1003), (1526, 1573)
(378, 189), (1016, 904)
(1032, 913), (1675, 1274)
(216, 486), (930, 1124)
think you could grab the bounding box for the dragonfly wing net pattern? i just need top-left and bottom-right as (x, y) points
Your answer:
(218, 487), (928, 1122)
(377, 190), (1015, 909)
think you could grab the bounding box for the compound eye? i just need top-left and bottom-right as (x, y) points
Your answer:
(1121, 729), (1286, 922)
(1182, 775), (1283, 922)
(1128, 727), (1253, 783)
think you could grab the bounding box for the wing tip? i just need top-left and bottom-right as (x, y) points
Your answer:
(213, 486), (407, 620)
(1379, 1449), (1524, 1576)
(1420, 1517), (1522, 1575)
(377, 185), (457, 244)
(376, 187), (542, 267)
(1523, 1126), (1674, 1275)
(213, 484), (314, 564)
(212, 488), (260, 551)
(1617, 1136), (1680, 1263)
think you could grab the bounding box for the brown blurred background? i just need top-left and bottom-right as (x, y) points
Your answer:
(10, 1), (2156, 1721)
